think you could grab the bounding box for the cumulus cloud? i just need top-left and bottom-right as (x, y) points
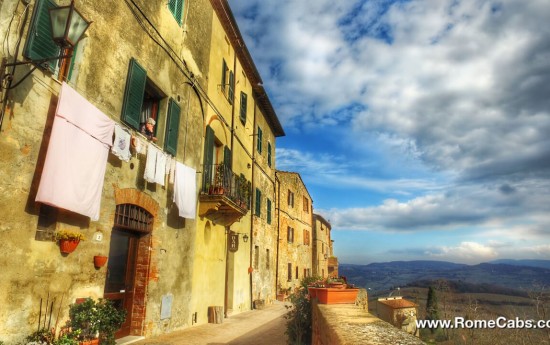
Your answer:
(427, 242), (499, 262)
(230, 0), (550, 262)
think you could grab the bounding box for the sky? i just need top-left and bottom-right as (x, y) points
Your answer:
(228, 0), (550, 265)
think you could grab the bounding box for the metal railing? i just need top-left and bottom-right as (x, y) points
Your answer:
(201, 164), (250, 210)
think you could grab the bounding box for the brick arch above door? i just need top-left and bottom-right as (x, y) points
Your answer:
(114, 187), (159, 219)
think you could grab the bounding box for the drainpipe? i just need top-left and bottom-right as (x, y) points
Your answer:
(249, 96), (257, 310)
(224, 49), (238, 318)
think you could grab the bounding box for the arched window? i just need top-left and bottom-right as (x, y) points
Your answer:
(114, 204), (154, 233)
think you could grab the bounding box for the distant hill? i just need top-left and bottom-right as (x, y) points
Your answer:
(340, 260), (550, 293)
(488, 259), (550, 270)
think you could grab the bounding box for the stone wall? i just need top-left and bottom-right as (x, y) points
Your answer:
(312, 302), (425, 345)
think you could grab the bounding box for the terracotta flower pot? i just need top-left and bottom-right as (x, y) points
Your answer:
(80, 339), (99, 345)
(308, 287), (318, 299)
(316, 288), (359, 304)
(93, 255), (108, 268)
(59, 239), (80, 254)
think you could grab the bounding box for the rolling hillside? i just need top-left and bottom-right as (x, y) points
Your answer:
(340, 260), (550, 292)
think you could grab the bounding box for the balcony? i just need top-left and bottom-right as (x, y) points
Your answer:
(199, 164), (250, 226)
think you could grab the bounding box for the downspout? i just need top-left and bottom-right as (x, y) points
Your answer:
(249, 97), (257, 310)
(224, 49), (238, 318)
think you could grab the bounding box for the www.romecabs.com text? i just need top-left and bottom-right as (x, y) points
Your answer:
(416, 317), (550, 329)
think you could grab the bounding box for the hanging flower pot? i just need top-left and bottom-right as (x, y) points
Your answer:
(56, 229), (85, 254)
(59, 239), (80, 254)
(93, 255), (108, 268)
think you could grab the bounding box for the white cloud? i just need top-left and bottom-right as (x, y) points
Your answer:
(427, 242), (499, 262)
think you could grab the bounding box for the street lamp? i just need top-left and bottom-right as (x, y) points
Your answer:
(49, 0), (91, 48)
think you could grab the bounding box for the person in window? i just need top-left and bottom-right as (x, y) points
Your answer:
(141, 117), (157, 142)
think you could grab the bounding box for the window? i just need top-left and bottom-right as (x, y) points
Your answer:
(287, 263), (292, 281)
(287, 227), (294, 243)
(267, 198), (272, 224)
(239, 91), (247, 124)
(266, 249), (270, 269)
(295, 266), (299, 279)
(121, 58), (165, 142)
(255, 188), (262, 217)
(220, 59), (234, 104)
(303, 230), (310, 246)
(254, 245), (259, 269)
(304, 268), (307, 278)
(303, 196), (309, 213)
(288, 190), (294, 207)
(257, 126), (263, 153)
(267, 142), (272, 167)
(168, 0), (184, 25)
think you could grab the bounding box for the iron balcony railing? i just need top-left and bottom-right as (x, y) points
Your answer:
(201, 164), (251, 210)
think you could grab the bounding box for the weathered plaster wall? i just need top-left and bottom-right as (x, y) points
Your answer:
(0, 0), (212, 342)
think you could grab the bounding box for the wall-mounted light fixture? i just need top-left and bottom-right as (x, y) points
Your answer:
(243, 234), (249, 243)
(1, 0), (91, 91)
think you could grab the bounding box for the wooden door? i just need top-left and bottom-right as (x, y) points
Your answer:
(104, 229), (138, 338)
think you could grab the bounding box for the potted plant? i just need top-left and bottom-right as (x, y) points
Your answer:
(56, 230), (85, 254)
(68, 298), (126, 345)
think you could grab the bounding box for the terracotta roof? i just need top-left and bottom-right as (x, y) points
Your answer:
(210, 0), (285, 137)
(378, 299), (418, 309)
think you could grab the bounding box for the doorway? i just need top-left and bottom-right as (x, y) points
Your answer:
(104, 202), (154, 337)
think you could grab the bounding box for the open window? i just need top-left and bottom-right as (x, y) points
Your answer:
(168, 0), (184, 25)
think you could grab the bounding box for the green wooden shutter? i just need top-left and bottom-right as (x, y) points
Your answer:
(267, 198), (272, 224)
(228, 71), (235, 105)
(23, 0), (60, 71)
(164, 98), (181, 156)
(223, 146), (232, 169)
(221, 59), (227, 93)
(203, 125), (215, 190)
(240, 92), (247, 123)
(168, 0), (183, 24)
(121, 59), (147, 130)
(255, 188), (261, 217)
(257, 127), (263, 153)
(177, 0), (184, 24)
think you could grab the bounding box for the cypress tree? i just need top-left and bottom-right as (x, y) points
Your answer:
(426, 286), (439, 333)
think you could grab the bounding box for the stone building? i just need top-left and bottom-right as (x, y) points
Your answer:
(275, 171), (313, 293)
(377, 297), (419, 336)
(312, 213), (336, 279)
(0, 0), (283, 343)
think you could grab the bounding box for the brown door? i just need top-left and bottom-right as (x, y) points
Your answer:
(104, 229), (138, 338)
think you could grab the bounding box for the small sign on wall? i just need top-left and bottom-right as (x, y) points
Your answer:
(160, 294), (173, 320)
(228, 231), (239, 252)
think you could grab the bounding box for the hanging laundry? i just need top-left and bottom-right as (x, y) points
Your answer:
(144, 143), (167, 186)
(144, 143), (158, 183)
(165, 155), (172, 175)
(36, 82), (114, 221)
(169, 157), (177, 184)
(154, 150), (167, 186)
(112, 124), (131, 161)
(173, 162), (197, 219)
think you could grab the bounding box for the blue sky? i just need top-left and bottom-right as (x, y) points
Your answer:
(229, 0), (550, 264)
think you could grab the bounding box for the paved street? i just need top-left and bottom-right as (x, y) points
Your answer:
(131, 302), (290, 345)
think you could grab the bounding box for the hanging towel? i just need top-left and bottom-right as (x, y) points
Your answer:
(36, 82), (114, 221)
(112, 124), (131, 161)
(154, 151), (167, 186)
(173, 162), (197, 219)
(144, 143), (158, 183)
(169, 157), (177, 184)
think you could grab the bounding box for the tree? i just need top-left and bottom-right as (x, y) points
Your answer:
(426, 286), (439, 333)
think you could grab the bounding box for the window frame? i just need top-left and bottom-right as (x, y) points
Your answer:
(266, 198), (272, 224)
(255, 188), (262, 217)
